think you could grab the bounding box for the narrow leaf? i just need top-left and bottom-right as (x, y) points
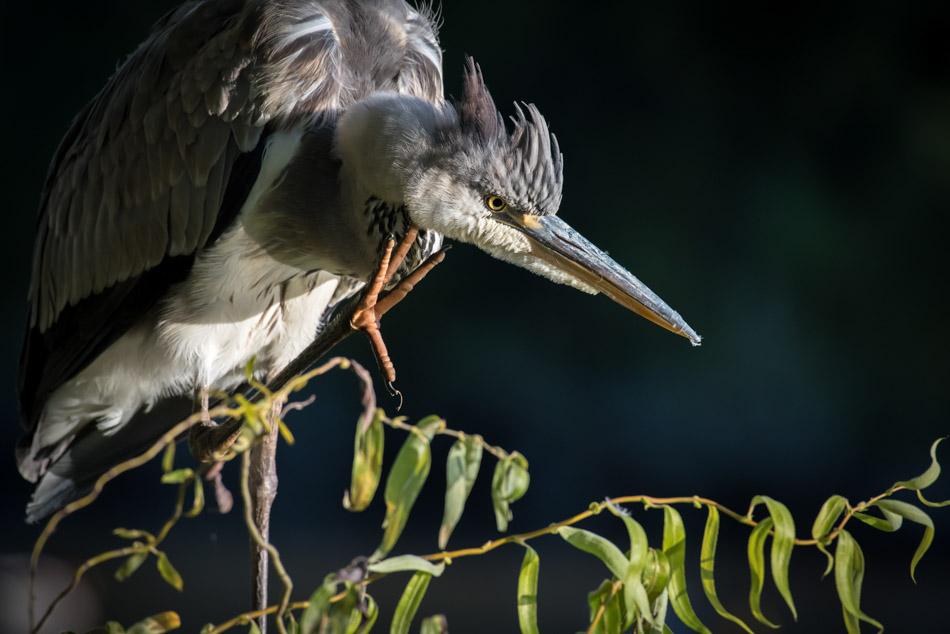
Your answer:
(874, 499), (935, 581)
(113, 528), (155, 542)
(811, 495), (848, 577)
(391, 572), (432, 634)
(299, 577), (336, 634)
(747, 517), (779, 628)
(556, 526), (628, 579)
(438, 435), (483, 548)
(605, 504), (653, 626)
(368, 555), (445, 577)
(894, 437), (944, 490)
(640, 548), (672, 604)
(156, 551), (183, 592)
(587, 579), (623, 634)
(700, 506), (755, 634)
(356, 594), (379, 634)
(834, 529), (883, 633)
(160, 468), (194, 485)
(344, 409), (385, 512)
(517, 546), (540, 634)
(185, 478), (205, 518)
(852, 510), (901, 532)
(661, 505), (711, 634)
(752, 496), (797, 620)
(115, 551), (148, 582)
(162, 443), (175, 473)
(647, 589), (670, 634)
(324, 584), (360, 634)
(491, 452), (530, 532)
(419, 615), (448, 634)
(374, 417), (442, 559)
(126, 611), (181, 634)
(916, 489), (950, 507)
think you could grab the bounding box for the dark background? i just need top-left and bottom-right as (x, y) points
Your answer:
(1, 1), (948, 632)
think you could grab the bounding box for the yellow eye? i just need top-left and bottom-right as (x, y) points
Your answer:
(485, 195), (508, 212)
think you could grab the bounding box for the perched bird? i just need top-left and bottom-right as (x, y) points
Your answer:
(17, 0), (699, 522)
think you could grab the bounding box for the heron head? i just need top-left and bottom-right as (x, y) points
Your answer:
(401, 59), (700, 345)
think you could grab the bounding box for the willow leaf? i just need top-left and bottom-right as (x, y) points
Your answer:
(751, 496), (797, 620)
(834, 530), (883, 633)
(894, 437), (945, 490)
(344, 408), (385, 512)
(391, 572), (432, 634)
(747, 517), (779, 628)
(126, 611), (181, 634)
(641, 548), (672, 604)
(557, 526), (627, 579)
(299, 577), (335, 634)
(517, 546), (540, 634)
(368, 555), (444, 577)
(491, 452), (530, 532)
(439, 434), (482, 548)
(156, 551), (183, 592)
(700, 506), (755, 634)
(661, 505), (711, 634)
(874, 499), (935, 582)
(420, 615), (448, 634)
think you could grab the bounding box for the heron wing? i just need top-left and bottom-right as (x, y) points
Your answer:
(19, 0), (444, 431)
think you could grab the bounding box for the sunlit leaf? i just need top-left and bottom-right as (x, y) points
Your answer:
(852, 510), (901, 532)
(391, 572), (432, 634)
(640, 549), (672, 604)
(419, 615), (448, 634)
(661, 505), (711, 634)
(113, 528), (155, 543)
(811, 495), (848, 577)
(356, 594), (379, 634)
(162, 443), (175, 473)
(605, 504), (652, 626)
(647, 589), (670, 634)
(587, 579), (623, 634)
(916, 489), (950, 508)
(247, 622), (261, 634)
(517, 546), (540, 634)
(368, 555), (445, 577)
(894, 437), (945, 491)
(556, 526), (627, 579)
(491, 452), (530, 532)
(156, 551), (183, 592)
(874, 499), (935, 582)
(700, 506), (755, 634)
(185, 477), (205, 518)
(374, 417), (442, 559)
(299, 576), (336, 634)
(746, 517), (779, 628)
(438, 434), (483, 548)
(344, 409), (385, 512)
(160, 468), (194, 485)
(834, 530), (883, 633)
(324, 583), (360, 634)
(115, 551), (149, 582)
(126, 612), (181, 634)
(751, 496), (797, 620)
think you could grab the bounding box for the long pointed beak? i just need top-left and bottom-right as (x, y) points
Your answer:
(503, 211), (701, 345)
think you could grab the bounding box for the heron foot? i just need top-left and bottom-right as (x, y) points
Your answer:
(188, 391), (243, 463)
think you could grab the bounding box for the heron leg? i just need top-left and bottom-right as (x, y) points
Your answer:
(188, 390), (242, 463)
(350, 225), (421, 401)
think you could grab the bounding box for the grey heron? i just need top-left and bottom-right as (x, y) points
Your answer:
(17, 0), (700, 523)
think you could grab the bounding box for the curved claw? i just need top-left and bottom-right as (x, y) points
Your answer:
(386, 382), (404, 411)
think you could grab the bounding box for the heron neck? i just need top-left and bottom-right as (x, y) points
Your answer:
(335, 92), (452, 206)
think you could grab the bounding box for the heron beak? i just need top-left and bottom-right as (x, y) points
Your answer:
(501, 211), (701, 345)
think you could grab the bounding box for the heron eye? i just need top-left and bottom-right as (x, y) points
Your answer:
(485, 195), (508, 212)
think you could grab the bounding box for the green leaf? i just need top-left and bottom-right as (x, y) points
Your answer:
(916, 489), (950, 507)
(374, 417), (442, 559)
(587, 579), (623, 634)
(894, 437), (944, 490)
(700, 506), (755, 634)
(517, 546), (540, 634)
(368, 555), (445, 577)
(419, 615), (448, 634)
(874, 499), (935, 582)
(160, 468), (194, 484)
(556, 526), (628, 579)
(647, 589), (670, 634)
(661, 505), (711, 634)
(640, 549), (672, 604)
(299, 577), (336, 634)
(126, 612), (181, 634)
(162, 443), (175, 473)
(324, 583), (361, 634)
(247, 622), (262, 634)
(438, 434), (483, 548)
(155, 551), (183, 591)
(746, 517), (779, 628)
(834, 529), (883, 633)
(115, 551), (148, 582)
(357, 594), (379, 634)
(852, 510), (902, 532)
(344, 409), (385, 512)
(605, 504), (652, 626)
(751, 496), (797, 620)
(391, 572), (432, 634)
(491, 452), (530, 532)
(185, 477), (205, 518)
(113, 528), (155, 543)
(811, 495), (848, 577)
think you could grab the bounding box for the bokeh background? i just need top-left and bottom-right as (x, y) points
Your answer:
(1, 1), (948, 632)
